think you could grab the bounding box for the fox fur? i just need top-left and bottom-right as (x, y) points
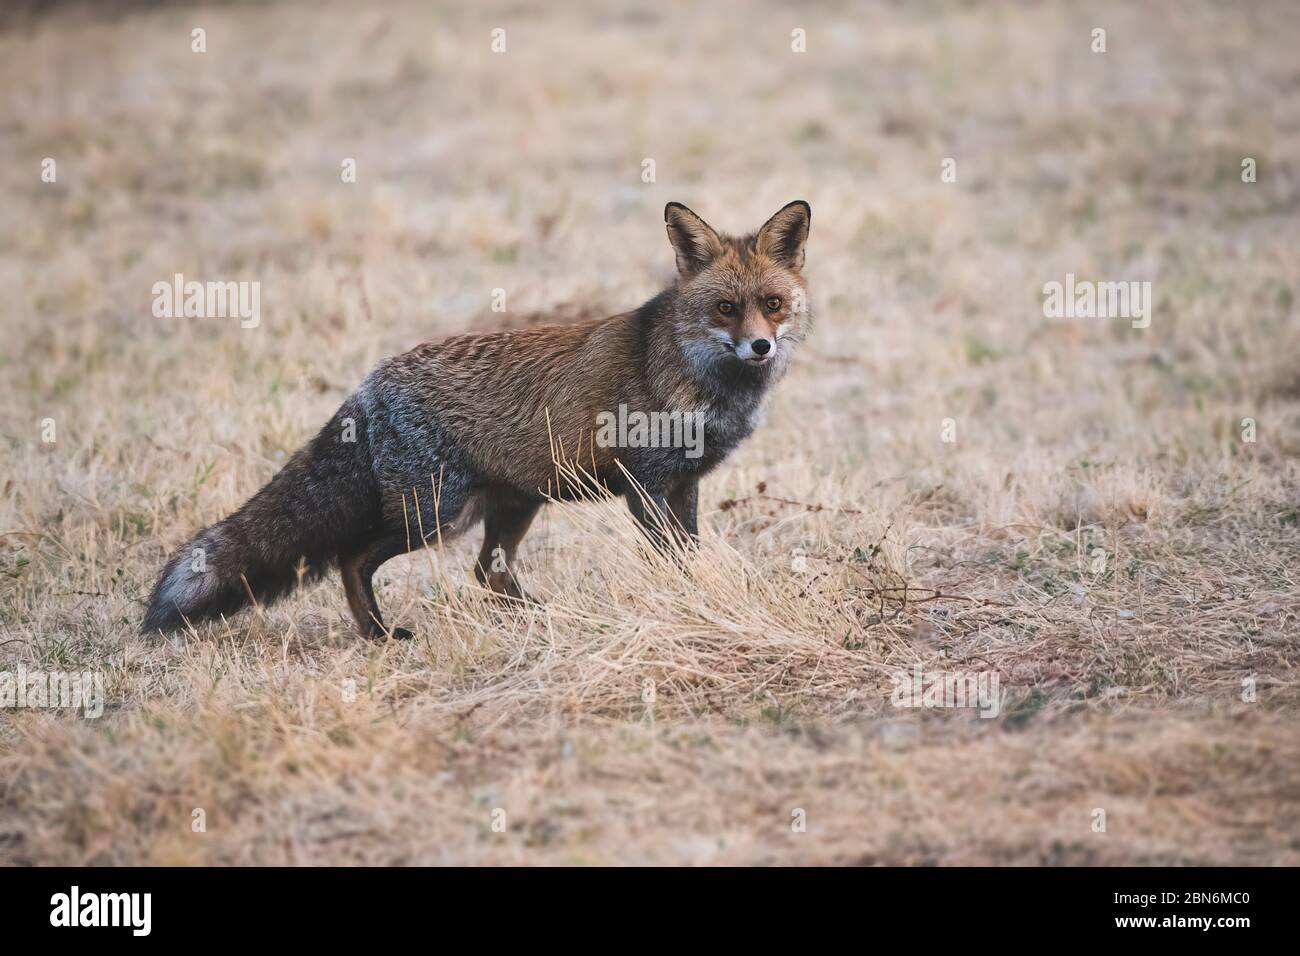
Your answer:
(144, 200), (813, 639)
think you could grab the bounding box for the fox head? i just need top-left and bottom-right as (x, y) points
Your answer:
(664, 200), (812, 375)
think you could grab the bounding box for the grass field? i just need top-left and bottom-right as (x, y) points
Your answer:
(1, 0), (1298, 865)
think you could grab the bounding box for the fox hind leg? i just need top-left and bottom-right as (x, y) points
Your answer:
(475, 488), (541, 603)
(341, 531), (414, 639)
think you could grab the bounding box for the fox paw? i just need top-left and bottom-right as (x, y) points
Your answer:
(488, 584), (538, 606)
(364, 624), (414, 641)
(478, 570), (538, 605)
(494, 590), (537, 606)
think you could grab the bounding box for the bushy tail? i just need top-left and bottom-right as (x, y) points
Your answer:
(143, 402), (378, 634)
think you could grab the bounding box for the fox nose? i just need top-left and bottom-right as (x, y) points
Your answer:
(751, 338), (772, 356)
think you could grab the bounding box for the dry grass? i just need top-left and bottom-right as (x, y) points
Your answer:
(2, 0), (1299, 865)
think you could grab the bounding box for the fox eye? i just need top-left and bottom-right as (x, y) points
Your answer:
(717, 301), (735, 315)
(765, 296), (782, 312)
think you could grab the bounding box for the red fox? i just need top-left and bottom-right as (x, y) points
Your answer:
(144, 201), (812, 639)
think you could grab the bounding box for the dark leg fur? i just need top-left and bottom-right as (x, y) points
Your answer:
(625, 487), (673, 552)
(340, 532), (415, 639)
(667, 478), (700, 544)
(475, 487), (541, 602)
(626, 477), (698, 556)
(339, 474), (483, 640)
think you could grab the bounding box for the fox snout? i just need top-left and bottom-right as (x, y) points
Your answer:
(729, 310), (783, 364)
(732, 334), (775, 364)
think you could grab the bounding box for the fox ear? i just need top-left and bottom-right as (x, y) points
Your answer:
(664, 202), (724, 277)
(756, 200), (811, 270)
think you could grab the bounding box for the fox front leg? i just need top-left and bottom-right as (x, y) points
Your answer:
(667, 478), (699, 545)
(625, 488), (673, 553)
(626, 483), (696, 554)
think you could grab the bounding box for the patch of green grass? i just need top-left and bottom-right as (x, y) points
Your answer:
(964, 334), (1000, 365)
